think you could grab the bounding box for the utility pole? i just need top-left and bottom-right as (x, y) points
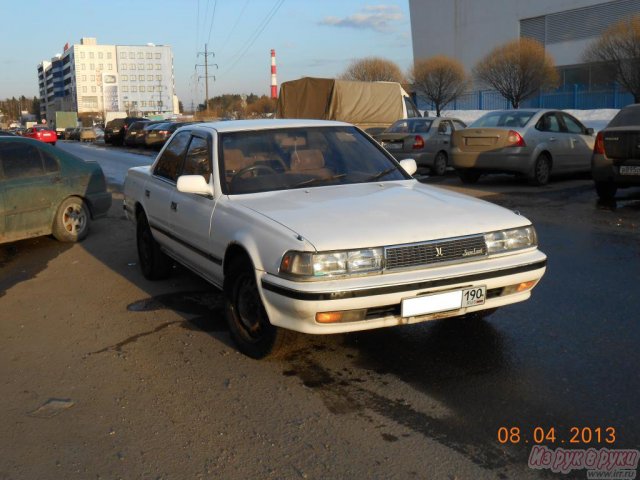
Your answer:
(196, 44), (217, 115)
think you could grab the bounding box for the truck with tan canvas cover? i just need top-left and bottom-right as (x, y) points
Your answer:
(276, 77), (420, 134)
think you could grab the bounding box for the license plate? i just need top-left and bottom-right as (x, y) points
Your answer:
(465, 137), (495, 146)
(620, 166), (640, 176)
(384, 142), (402, 150)
(401, 286), (486, 317)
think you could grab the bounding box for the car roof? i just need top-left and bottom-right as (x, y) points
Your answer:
(182, 119), (352, 134)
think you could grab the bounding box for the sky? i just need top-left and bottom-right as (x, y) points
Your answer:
(0, 0), (413, 109)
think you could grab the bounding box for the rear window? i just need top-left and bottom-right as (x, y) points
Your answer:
(470, 111), (535, 128)
(608, 105), (640, 128)
(387, 119), (432, 134)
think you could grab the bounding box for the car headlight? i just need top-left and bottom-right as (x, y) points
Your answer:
(280, 248), (383, 278)
(484, 226), (537, 254)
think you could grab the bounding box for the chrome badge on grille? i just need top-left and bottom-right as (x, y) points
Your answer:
(385, 235), (487, 270)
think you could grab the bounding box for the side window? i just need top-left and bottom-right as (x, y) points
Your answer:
(438, 121), (452, 135)
(562, 114), (586, 134)
(153, 131), (190, 182)
(181, 136), (211, 183)
(452, 120), (467, 130)
(404, 97), (419, 118)
(536, 114), (561, 133)
(0, 142), (45, 179)
(41, 150), (60, 173)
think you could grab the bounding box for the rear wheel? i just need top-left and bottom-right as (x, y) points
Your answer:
(136, 212), (171, 280)
(52, 196), (90, 242)
(225, 257), (292, 359)
(529, 154), (551, 186)
(457, 169), (481, 184)
(432, 151), (448, 176)
(595, 181), (617, 200)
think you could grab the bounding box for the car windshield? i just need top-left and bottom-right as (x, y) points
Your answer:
(470, 111), (535, 128)
(608, 106), (640, 127)
(219, 126), (408, 195)
(386, 119), (433, 134)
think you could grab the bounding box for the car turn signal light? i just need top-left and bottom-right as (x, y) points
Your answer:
(412, 135), (425, 150)
(593, 131), (605, 154)
(506, 130), (526, 147)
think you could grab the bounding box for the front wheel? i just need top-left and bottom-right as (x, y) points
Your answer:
(52, 197), (90, 242)
(225, 257), (291, 359)
(136, 212), (171, 280)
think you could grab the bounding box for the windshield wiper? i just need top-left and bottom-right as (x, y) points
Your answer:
(293, 173), (346, 188)
(366, 167), (398, 182)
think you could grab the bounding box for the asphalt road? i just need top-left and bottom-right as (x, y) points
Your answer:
(1, 144), (639, 479)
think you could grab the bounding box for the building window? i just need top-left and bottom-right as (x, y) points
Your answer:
(81, 64), (86, 70)
(139, 75), (144, 81)
(122, 86), (129, 93)
(156, 75), (162, 81)
(131, 86), (137, 92)
(122, 75), (128, 81)
(140, 86), (145, 92)
(137, 52), (143, 59)
(141, 101), (147, 107)
(89, 52), (94, 59)
(155, 53), (161, 59)
(130, 64), (136, 70)
(107, 52), (112, 59)
(82, 75), (87, 81)
(121, 52), (127, 59)
(98, 64), (103, 70)
(121, 64), (127, 70)
(124, 101), (130, 107)
(80, 52), (85, 58)
(147, 75), (153, 81)
(138, 63), (144, 70)
(146, 52), (152, 59)
(98, 52), (103, 59)
(155, 64), (161, 70)
(108, 64), (112, 70)
(91, 86), (96, 92)
(90, 75), (95, 81)
(82, 86), (87, 93)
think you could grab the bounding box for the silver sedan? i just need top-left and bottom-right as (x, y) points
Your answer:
(374, 117), (467, 176)
(450, 109), (595, 185)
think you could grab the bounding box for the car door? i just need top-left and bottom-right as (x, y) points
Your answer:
(534, 112), (571, 172)
(559, 113), (595, 172)
(436, 120), (453, 155)
(0, 141), (63, 242)
(168, 133), (221, 282)
(144, 131), (191, 248)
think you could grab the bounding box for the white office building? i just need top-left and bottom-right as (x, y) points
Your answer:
(409, 0), (640, 89)
(38, 37), (178, 123)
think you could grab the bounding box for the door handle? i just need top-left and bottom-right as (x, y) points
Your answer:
(549, 137), (556, 142)
(145, 189), (150, 198)
(170, 201), (177, 211)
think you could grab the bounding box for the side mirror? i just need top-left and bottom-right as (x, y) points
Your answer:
(399, 158), (417, 176)
(586, 127), (594, 135)
(177, 175), (214, 198)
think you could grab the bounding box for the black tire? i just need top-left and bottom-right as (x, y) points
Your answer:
(529, 154), (551, 186)
(457, 169), (481, 184)
(432, 151), (448, 176)
(225, 257), (291, 359)
(52, 196), (90, 242)
(595, 181), (617, 200)
(136, 212), (171, 280)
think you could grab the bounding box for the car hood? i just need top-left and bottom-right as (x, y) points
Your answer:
(231, 180), (530, 251)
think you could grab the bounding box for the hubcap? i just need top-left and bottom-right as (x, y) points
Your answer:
(235, 275), (263, 341)
(63, 204), (86, 234)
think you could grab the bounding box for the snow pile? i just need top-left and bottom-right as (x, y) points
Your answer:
(432, 108), (619, 131)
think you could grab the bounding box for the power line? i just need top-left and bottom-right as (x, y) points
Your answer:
(206, 0), (218, 48)
(220, 0), (285, 79)
(217, 0), (251, 58)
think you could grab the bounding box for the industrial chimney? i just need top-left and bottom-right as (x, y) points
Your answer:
(270, 49), (277, 99)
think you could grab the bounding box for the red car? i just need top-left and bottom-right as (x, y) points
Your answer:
(24, 125), (57, 145)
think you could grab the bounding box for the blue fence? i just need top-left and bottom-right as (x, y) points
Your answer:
(417, 85), (636, 111)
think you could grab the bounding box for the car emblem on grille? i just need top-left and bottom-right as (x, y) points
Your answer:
(434, 246), (444, 257)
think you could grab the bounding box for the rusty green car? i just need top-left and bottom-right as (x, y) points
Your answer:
(0, 136), (111, 244)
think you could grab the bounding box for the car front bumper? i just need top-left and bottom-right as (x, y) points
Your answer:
(259, 249), (547, 334)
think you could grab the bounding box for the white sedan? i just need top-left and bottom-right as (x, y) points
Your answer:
(123, 119), (547, 358)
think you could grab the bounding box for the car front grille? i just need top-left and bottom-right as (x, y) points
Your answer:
(384, 234), (487, 270)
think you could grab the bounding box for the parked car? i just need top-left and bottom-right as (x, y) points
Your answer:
(451, 109), (595, 185)
(374, 117), (467, 176)
(79, 127), (97, 143)
(592, 103), (640, 200)
(23, 125), (57, 146)
(123, 119), (547, 358)
(124, 120), (150, 147)
(0, 136), (111, 244)
(144, 122), (175, 149)
(104, 116), (146, 145)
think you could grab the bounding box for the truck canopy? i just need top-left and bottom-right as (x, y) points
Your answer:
(277, 77), (406, 126)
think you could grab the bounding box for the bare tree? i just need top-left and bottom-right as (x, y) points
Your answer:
(340, 57), (404, 83)
(473, 38), (558, 108)
(410, 56), (468, 116)
(584, 15), (640, 102)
